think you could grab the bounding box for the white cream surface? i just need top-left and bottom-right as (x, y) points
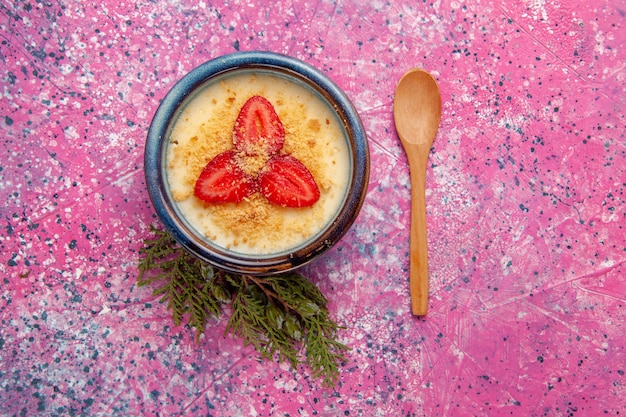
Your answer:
(166, 71), (351, 255)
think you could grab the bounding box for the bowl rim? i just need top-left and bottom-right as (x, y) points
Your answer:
(145, 51), (369, 275)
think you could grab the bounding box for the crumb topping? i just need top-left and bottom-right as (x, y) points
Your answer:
(167, 73), (349, 254)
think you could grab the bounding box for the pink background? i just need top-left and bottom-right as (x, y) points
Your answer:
(1, 1), (624, 416)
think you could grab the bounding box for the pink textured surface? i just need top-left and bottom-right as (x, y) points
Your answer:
(1, 1), (625, 416)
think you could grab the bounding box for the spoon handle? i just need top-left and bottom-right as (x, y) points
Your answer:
(407, 150), (429, 316)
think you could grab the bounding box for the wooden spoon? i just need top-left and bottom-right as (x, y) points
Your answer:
(393, 69), (441, 316)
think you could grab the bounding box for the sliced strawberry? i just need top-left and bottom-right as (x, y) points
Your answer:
(258, 155), (320, 208)
(233, 96), (285, 156)
(194, 151), (255, 203)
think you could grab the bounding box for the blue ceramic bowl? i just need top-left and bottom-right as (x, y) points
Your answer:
(145, 51), (369, 275)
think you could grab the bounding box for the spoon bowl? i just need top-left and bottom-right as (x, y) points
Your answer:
(393, 69), (441, 315)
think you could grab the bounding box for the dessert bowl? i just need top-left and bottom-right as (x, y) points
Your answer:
(145, 51), (369, 275)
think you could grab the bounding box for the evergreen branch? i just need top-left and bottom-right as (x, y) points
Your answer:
(137, 225), (349, 387)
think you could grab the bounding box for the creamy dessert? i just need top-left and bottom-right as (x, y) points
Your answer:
(166, 71), (350, 255)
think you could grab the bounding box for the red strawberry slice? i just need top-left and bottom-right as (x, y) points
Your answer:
(233, 96), (285, 156)
(194, 151), (255, 203)
(258, 155), (320, 208)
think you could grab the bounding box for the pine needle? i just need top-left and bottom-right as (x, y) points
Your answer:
(137, 225), (349, 387)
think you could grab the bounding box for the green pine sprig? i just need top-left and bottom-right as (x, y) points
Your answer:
(137, 226), (349, 387)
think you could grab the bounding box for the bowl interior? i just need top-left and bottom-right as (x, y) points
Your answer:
(146, 52), (369, 274)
